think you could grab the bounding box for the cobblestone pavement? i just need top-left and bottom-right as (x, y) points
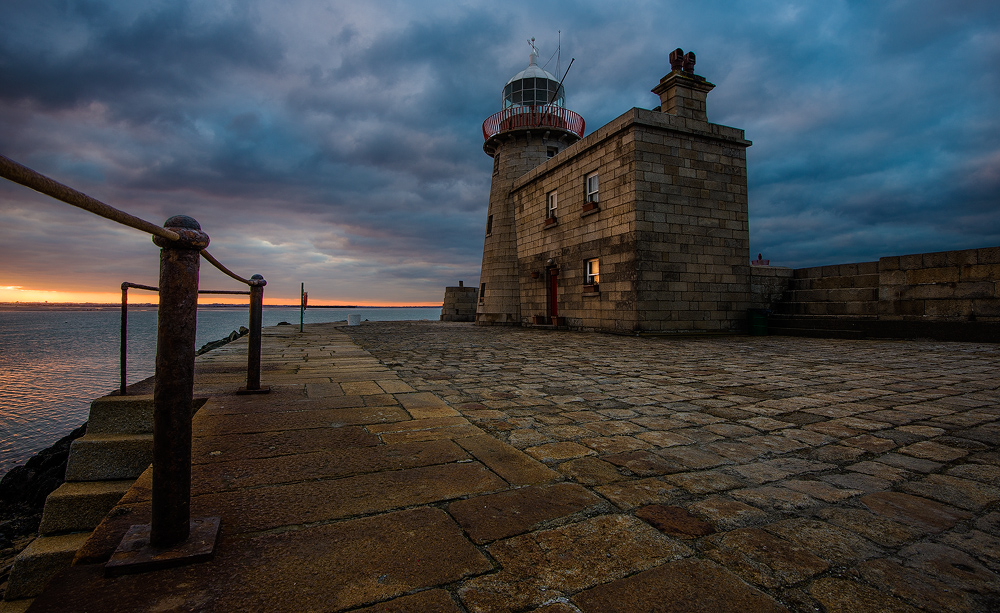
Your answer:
(342, 321), (1000, 612)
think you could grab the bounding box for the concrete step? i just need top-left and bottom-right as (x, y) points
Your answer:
(85, 394), (154, 435)
(38, 480), (132, 535)
(64, 434), (153, 481)
(2, 532), (90, 601)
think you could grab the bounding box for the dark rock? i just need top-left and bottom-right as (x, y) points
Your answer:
(239, 326), (249, 335)
(0, 423), (86, 548)
(277, 321), (291, 326)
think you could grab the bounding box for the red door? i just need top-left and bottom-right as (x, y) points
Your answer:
(548, 269), (559, 320)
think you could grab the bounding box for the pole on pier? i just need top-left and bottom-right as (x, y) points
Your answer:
(238, 274), (270, 394)
(105, 215), (220, 576)
(300, 282), (305, 332)
(120, 284), (128, 395)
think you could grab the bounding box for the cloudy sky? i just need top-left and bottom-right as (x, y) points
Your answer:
(1, 0), (998, 305)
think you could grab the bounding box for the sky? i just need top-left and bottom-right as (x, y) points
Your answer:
(1, 0), (998, 305)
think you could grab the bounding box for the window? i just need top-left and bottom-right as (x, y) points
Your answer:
(546, 191), (558, 219)
(479, 283), (486, 302)
(546, 147), (557, 158)
(486, 214), (493, 236)
(586, 259), (600, 284)
(586, 172), (599, 203)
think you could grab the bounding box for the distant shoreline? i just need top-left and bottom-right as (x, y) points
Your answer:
(0, 303), (442, 311)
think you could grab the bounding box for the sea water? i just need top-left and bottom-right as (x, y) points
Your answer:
(0, 306), (440, 476)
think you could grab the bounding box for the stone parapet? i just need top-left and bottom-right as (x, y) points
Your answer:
(767, 246), (1000, 340)
(441, 283), (478, 322)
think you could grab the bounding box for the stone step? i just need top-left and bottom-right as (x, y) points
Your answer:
(64, 434), (153, 481)
(38, 480), (132, 535)
(2, 532), (90, 601)
(85, 394), (154, 435)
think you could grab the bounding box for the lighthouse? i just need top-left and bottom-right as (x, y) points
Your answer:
(476, 40), (585, 325)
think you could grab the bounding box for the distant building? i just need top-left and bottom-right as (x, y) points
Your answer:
(476, 45), (752, 333)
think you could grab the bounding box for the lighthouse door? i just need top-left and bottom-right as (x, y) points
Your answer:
(548, 268), (559, 321)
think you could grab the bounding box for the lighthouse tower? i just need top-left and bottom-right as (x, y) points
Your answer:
(476, 41), (585, 325)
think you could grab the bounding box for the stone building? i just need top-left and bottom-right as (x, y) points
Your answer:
(476, 46), (752, 333)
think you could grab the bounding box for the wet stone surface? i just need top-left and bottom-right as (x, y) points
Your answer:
(23, 322), (1000, 612)
(343, 322), (1000, 613)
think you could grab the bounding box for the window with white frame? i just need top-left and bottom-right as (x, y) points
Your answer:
(586, 258), (600, 285)
(585, 172), (599, 203)
(546, 190), (558, 219)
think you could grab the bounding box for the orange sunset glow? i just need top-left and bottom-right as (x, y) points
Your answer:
(0, 286), (439, 307)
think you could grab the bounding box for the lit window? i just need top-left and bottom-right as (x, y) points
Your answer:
(586, 172), (599, 203)
(586, 259), (600, 284)
(546, 191), (558, 219)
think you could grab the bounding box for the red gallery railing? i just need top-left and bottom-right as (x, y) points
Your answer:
(483, 104), (585, 141)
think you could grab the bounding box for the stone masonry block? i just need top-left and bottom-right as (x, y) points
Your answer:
(961, 264), (1000, 282)
(4, 532), (91, 600)
(64, 434), (153, 481)
(907, 267), (960, 285)
(880, 270), (906, 286)
(978, 246), (1000, 264)
(86, 395), (154, 435)
(857, 261), (879, 275)
(39, 480), (132, 534)
(879, 256), (900, 271)
(953, 281), (997, 299)
(923, 248), (978, 268)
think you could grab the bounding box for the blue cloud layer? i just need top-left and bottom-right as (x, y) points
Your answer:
(1, 0), (998, 303)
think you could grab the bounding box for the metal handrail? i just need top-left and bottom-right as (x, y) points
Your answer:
(118, 283), (254, 395)
(1, 154), (267, 556)
(482, 104), (585, 141)
(0, 154), (180, 241)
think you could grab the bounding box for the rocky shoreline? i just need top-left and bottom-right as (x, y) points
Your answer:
(0, 424), (86, 592)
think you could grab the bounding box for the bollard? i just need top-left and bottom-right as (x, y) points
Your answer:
(149, 215), (209, 547)
(105, 217), (223, 575)
(243, 274), (269, 393)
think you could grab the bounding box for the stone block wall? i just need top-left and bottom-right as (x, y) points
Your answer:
(763, 246), (1000, 341)
(631, 109), (751, 332)
(441, 282), (478, 322)
(878, 247), (1000, 321)
(772, 261), (879, 317)
(749, 266), (793, 309)
(512, 110), (641, 332)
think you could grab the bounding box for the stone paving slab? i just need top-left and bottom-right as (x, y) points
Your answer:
(21, 321), (1000, 612)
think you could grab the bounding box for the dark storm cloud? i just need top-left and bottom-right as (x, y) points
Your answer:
(1, 0), (998, 303)
(0, 0), (282, 116)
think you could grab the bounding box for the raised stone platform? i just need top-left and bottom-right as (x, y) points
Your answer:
(16, 322), (1000, 612)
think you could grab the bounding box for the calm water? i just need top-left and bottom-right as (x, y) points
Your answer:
(0, 306), (440, 476)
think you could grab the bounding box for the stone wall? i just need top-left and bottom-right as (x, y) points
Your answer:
(440, 283), (478, 322)
(772, 261), (879, 317)
(749, 266), (793, 310)
(762, 246), (1000, 341)
(878, 247), (1000, 321)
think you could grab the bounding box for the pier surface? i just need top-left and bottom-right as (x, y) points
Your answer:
(24, 322), (1000, 612)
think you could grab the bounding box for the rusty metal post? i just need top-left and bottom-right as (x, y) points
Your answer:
(120, 283), (128, 395)
(149, 215), (209, 548)
(245, 274), (267, 392)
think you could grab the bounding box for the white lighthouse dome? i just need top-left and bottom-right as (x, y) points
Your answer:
(502, 44), (565, 109)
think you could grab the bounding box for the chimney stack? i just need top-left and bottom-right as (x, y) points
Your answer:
(651, 48), (715, 122)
